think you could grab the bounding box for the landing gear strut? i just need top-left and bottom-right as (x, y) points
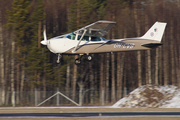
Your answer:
(57, 53), (62, 63)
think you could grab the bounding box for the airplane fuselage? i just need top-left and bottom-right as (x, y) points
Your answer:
(46, 37), (159, 55)
(41, 20), (166, 64)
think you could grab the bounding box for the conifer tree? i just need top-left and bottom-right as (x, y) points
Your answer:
(26, 0), (45, 89)
(6, 0), (32, 97)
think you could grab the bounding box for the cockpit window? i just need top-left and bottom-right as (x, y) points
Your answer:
(65, 33), (107, 42)
(78, 35), (89, 41)
(65, 33), (76, 40)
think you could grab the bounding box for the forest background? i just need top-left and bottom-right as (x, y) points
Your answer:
(0, 0), (180, 106)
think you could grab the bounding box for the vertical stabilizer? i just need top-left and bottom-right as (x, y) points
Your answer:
(141, 22), (167, 42)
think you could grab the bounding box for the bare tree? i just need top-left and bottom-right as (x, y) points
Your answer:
(72, 55), (78, 100)
(144, 19), (152, 84)
(66, 59), (70, 101)
(133, 2), (142, 86)
(100, 54), (104, 104)
(11, 37), (15, 106)
(176, 0), (180, 87)
(116, 52), (125, 100)
(170, 21), (176, 85)
(89, 60), (94, 104)
(77, 66), (90, 106)
(105, 53), (110, 103)
(0, 10), (5, 105)
(111, 52), (116, 103)
(155, 48), (159, 84)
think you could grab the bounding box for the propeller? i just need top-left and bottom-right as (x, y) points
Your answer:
(41, 29), (47, 45)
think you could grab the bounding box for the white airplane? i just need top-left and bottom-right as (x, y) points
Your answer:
(41, 20), (167, 65)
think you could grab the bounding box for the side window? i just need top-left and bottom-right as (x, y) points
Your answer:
(78, 35), (89, 41)
(91, 37), (101, 41)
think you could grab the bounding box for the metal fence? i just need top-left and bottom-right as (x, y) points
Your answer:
(0, 89), (107, 107)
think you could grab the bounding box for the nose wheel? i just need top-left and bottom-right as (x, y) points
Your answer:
(57, 54), (62, 63)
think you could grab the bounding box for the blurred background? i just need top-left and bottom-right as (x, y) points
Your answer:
(0, 0), (179, 106)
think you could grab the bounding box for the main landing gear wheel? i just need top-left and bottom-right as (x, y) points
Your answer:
(86, 55), (93, 61)
(74, 54), (83, 65)
(74, 59), (81, 65)
(74, 54), (93, 65)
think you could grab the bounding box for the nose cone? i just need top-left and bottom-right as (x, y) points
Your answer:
(41, 40), (47, 45)
(47, 39), (65, 53)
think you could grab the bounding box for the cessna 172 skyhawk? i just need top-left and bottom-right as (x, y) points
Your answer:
(41, 20), (167, 65)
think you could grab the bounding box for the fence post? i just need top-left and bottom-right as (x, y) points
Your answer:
(35, 88), (37, 106)
(57, 87), (59, 106)
(12, 90), (15, 107)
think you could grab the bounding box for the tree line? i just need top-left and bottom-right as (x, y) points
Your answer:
(0, 0), (180, 106)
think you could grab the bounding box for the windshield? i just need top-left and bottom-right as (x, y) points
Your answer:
(101, 37), (107, 41)
(65, 33), (76, 40)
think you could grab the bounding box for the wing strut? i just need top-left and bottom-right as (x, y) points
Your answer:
(72, 29), (87, 53)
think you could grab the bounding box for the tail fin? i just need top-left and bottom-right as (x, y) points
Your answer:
(141, 22), (167, 42)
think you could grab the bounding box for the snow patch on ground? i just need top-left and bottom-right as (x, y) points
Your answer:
(112, 85), (180, 108)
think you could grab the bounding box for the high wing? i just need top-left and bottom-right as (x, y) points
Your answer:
(73, 20), (116, 37)
(72, 20), (116, 53)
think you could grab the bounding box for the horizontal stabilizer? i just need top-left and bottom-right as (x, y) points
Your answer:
(141, 43), (162, 48)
